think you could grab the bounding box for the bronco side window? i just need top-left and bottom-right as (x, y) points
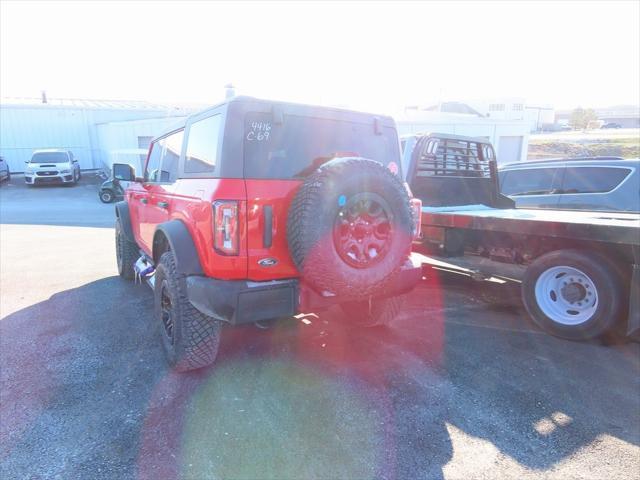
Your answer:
(157, 130), (183, 182)
(185, 114), (221, 175)
(145, 141), (162, 182)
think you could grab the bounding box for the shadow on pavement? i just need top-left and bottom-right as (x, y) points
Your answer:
(1, 274), (639, 479)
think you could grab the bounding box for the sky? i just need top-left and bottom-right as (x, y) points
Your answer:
(1, 0), (639, 114)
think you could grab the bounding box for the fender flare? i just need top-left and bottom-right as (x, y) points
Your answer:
(154, 220), (204, 275)
(114, 201), (135, 241)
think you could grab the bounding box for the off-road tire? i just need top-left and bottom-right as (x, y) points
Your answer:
(341, 295), (403, 328)
(154, 251), (222, 371)
(116, 218), (138, 279)
(287, 157), (413, 299)
(522, 249), (624, 340)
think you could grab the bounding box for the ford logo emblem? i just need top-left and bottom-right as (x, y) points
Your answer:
(258, 257), (278, 267)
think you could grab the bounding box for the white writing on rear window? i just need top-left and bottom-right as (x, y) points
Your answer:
(246, 121), (272, 142)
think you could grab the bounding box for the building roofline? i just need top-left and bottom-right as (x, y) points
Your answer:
(0, 96), (199, 111)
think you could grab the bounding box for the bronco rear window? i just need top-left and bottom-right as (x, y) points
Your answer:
(243, 113), (400, 179)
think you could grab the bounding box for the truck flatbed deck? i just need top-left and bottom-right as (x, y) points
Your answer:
(421, 206), (640, 246)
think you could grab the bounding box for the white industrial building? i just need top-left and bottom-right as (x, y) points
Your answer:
(462, 97), (555, 133)
(396, 106), (530, 163)
(1, 94), (532, 174)
(95, 116), (188, 173)
(0, 97), (194, 173)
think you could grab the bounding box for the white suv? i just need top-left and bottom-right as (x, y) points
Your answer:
(24, 149), (81, 186)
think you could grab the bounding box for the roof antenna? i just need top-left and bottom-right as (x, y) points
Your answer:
(41, 90), (48, 104)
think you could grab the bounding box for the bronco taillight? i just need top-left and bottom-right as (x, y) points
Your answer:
(213, 200), (239, 255)
(410, 198), (422, 240)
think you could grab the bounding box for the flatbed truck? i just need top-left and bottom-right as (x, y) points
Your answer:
(404, 133), (639, 340)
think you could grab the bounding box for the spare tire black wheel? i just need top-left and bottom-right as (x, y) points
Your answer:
(287, 157), (413, 299)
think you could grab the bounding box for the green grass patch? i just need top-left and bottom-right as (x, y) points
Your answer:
(528, 138), (640, 159)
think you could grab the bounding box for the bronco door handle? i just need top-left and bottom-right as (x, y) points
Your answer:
(157, 201), (169, 209)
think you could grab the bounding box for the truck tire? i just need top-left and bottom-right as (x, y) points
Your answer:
(116, 218), (138, 280)
(287, 158), (413, 299)
(154, 251), (222, 371)
(341, 296), (402, 328)
(522, 249), (624, 340)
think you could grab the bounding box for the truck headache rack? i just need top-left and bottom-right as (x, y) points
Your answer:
(406, 133), (513, 209)
(415, 137), (493, 178)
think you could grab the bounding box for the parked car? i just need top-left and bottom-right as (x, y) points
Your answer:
(602, 122), (623, 129)
(498, 157), (640, 212)
(113, 96), (423, 371)
(0, 156), (10, 183)
(24, 149), (81, 186)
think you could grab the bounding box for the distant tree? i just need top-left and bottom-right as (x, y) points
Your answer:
(569, 107), (598, 130)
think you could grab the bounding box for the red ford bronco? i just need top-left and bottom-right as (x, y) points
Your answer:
(113, 97), (422, 371)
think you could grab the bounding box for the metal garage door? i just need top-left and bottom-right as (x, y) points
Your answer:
(497, 136), (523, 164)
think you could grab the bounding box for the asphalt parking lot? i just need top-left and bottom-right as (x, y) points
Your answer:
(1, 177), (639, 480)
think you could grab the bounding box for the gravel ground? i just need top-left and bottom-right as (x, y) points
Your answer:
(1, 178), (639, 480)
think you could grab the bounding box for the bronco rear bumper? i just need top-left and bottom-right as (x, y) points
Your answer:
(186, 277), (299, 325)
(186, 253), (423, 324)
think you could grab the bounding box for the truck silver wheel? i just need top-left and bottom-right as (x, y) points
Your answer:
(522, 249), (624, 340)
(535, 265), (598, 325)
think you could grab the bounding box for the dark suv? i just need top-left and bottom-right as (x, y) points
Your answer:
(113, 97), (422, 371)
(499, 157), (640, 212)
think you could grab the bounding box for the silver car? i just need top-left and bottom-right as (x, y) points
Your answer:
(499, 157), (640, 213)
(24, 149), (81, 186)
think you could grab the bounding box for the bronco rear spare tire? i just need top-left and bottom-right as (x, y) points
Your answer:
(287, 157), (413, 298)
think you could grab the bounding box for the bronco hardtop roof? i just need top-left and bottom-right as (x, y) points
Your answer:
(154, 96), (397, 140)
